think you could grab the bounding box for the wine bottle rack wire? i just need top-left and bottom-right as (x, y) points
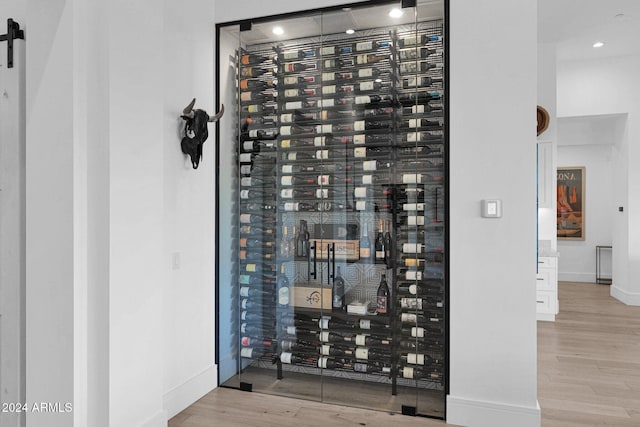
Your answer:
(230, 18), (446, 400)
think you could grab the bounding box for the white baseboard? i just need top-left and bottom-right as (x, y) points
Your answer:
(447, 395), (541, 427)
(537, 312), (555, 322)
(140, 410), (168, 427)
(557, 272), (594, 282)
(611, 285), (640, 306)
(163, 365), (217, 419)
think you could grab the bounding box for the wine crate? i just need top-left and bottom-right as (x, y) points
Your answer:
(291, 285), (332, 310)
(315, 239), (360, 261)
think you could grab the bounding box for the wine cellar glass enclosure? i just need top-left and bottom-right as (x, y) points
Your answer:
(216, 0), (448, 418)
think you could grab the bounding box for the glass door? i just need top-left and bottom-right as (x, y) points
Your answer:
(216, 0), (447, 418)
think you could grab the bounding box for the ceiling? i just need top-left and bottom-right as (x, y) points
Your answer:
(538, 0), (640, 61)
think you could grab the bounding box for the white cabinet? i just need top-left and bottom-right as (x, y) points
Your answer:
(537, 141), (552, 209)
(536, 256), (558, 321)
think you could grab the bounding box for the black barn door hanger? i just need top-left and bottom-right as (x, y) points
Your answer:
(0, 18), (25, 69)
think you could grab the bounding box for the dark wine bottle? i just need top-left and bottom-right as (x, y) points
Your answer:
(332, 266), (346, 311)
(397, 34), (441, 48)
(282, 62), (316, 73)
(240, 52), (276, 65)
(283, 87), (317, 98)
(241, 298), (275, 310)
(356, 81), (383, 92)
(281, 164), (318, 174)
(397, 91), (441, 104)
(319, 330), (350, 343)
(353, 362), (391, 374)
(239, 250), (275, 261)
(296, 220), (310, 258)
(239, 78), (276, 91)
(282, 202), (316, 212)
(353, 120), (392, 132)
(241, 128), (279, 140)
(239, 238), (275, 249)
(399, 366), (441, 380)
(321, 71), (354, 82)
(238, 274), (275, 286)
(281, 49), (314, 60)
(355, 53), (387, 64)
(243, 202), (276, 213)
(318, 317), (352, 330)
(354, 95), (393, 105)
(240, 347), (265, 359)
(384, 219), (393, 269)
(239, 286), (270, 298)
(239, 225), (275, 237)
(354, 347), (391, 361)
(399, 61), (437, 74)
(354, 187), (392, 199)
(319, 45), (353, 56)
(353, 333), (391, 347)
(282, 75), (316, 86)
(241, 103), (277, 114)
(376, 273), (390, 315)
(239, 213), (275, 224)
(398, 47), (437, 60)
(375, 220), (385, 263)
(279, 352), (316, 365)
(280, 176), (315, 186)
(241, 336), (275, 348)
(240, 66), (274, 78)
(399, 352), (431, 366)
(402, 76), (442, 88)
(280, 188), (315, 199)
(353, 146), (392, 159)
(239, 91), (276, 103)
(319, 344), (354, 357)
(241, 139), (276, 152)
(317, 356), (351, 369)
(322, 58), (354, 69)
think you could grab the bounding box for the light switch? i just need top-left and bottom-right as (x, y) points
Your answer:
(481, 199), (502, 218)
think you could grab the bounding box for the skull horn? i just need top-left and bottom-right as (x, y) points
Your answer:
(183, 98), (197, 115)
(208, 104), (225, 122)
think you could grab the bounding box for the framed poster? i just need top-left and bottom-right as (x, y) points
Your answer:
(557, 167), (585, 240)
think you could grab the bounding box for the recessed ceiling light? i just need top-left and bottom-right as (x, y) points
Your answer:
(389, 8), (404, 18)
(346, 29), (355, 35)
(593, 41), (604, 48)
(272, 26), (284, 35)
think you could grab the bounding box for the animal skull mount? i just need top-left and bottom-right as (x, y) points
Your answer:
(180, 98), (224, 169)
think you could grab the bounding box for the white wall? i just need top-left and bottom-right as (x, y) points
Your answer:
(447, 0), (540, 426)
(537, 43), (557, 248)
(0, 2), (26, 427)
(558, 56), (640, 304)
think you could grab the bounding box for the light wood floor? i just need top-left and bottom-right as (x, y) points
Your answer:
(169, 281), (640, 426)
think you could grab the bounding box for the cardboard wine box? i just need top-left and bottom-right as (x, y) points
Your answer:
(291, 285), (333, 310)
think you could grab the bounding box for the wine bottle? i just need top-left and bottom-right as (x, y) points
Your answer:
(239, 237), (275, 249)
(281, 49), (314, 60)
(397, 91), (441, 104)
(239, 213), (275, 224)
(402, 76), (442, 89)
(319, 45), (353, 56)
(239, 274), (275, 286)
(280, 188), (315, 199)
(399, 61), (437, 74)
(241, 298), (276, 310)
(376, 274), (390, 315)
(282, 62), (316, 73)
(280, 340), (316, 353)
(359, 160), (392, 172)
(240, 52), (276, 65)
(241, 336), (275, 348)
(359, 223), (371, 260)
(240, 128), (279, 141)
(280, 226), (290, 257)
(402, 118), (443, 129)
(239, 78), (276, 91)
(356, 53), (387, 64)
(282, 75), (316, 86)
(319, 344), (354, 357)
(356, 81), (383, 92)
(374, 220), (385, 263)
(353, 362), (391, 374)
(240, 188), (275, 200)
(241, 310), (275, 322)
(239, 225), (275, 237)
(353, 334), (391, 347)
(241, 139), (276, 152)
(315, 201), (353, 212)
(239, 250), (275, 261)
(240, 347), (265, 359)
(283, 87), (317, 98)
(319, 330), (350, 343)
(315, 123), (354, 134)
(240, 91), (277, 103)
(398, 47), (437, 60)
(280, 176), (315, 186)
(283, 202), (315, 212)
(279, 352), (316, 365)
(241, 103), (277, 114)
(296, 220), (310, 258)
(353, 147), (392, 159)
(240, 66), (274, 78)
(399, 353), (430, 366)
(281, 164), (318, 174)
(283, 100), (316, 110)
(355, 40), (391, 51)
(354, 187), (392, 199)
(318, 317), (352, 330)
(239, 286), (270, 298)
(332, 266), (346, 312)
(354, 95), (393, 105)
(321, 71), (354, 82)
(240, 323), (269, 336)
(399, 366), (440, 380)
(276, 264), (290, 307)
(353, 120), (392, 132)
(322, 58), (354, 69)
(384, 219), (393, 269)
(288, 226), (297, 258)
(397, 34), (441, 48)
(241, 263), (276, 274)
(317, 356), (352, 370)
(398, 296), (443, 310)
(239, 176), (272, 187)
(354, 201), (391, 211)
(354, 347), (391, 361)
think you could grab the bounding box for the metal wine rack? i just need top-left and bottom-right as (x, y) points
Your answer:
(227, 16), (446, 416)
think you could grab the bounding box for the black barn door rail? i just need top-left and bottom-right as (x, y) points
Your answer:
(0, 18), (25, 68)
